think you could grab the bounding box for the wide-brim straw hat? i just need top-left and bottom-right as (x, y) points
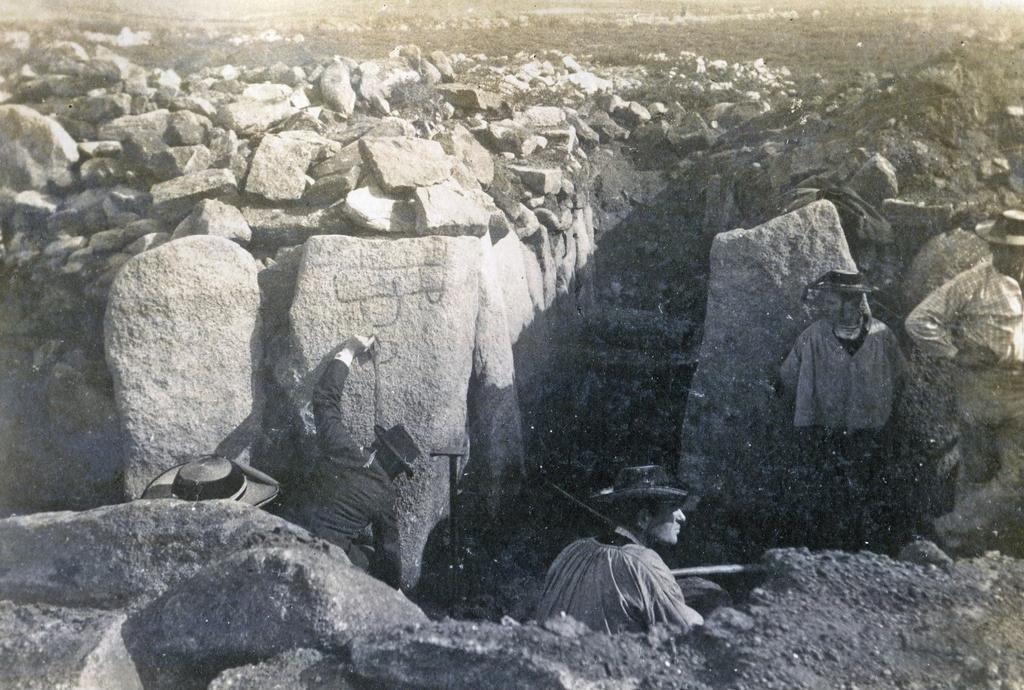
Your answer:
(590, 465), (688, 505)
(142, 455), (280, 508)
(976, 209), (1024, 246)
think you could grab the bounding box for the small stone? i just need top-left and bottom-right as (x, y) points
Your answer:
(343, 185), (415, 233)
(172, 199), (251, 245)
(508, 165), (562, 195)
(149, 168), (238, 223)
(319, 62), (356, 116)
(359, 136), (453, 194)
(244, 134), (318, 201)
(413, 180), (492, 237)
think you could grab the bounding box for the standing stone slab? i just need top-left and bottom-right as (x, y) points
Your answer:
(285, 235), (481, 588)
(467, 235), (524, 514)
(0, 105), (80, 190)
(679, 201), (856, 493)
(0, 602), (142, 690)
(105, 236), (262, 498)
(319, 62), (356, 116)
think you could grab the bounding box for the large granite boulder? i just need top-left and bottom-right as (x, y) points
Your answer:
(282, 235), (481, 588)
(0, 602), (141, 690)
(0, 501), (324, 609)
(104, 236), (262, 498)
(124, 545), (426, 690)
(902, 228), (990, 311)
(679, 201), (857, 494)
(0, 105), (80, 190)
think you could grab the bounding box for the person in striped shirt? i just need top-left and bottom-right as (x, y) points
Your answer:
(905, 209), (1024, 553)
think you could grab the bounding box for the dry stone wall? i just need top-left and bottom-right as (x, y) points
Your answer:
(0, 31), (617, 585)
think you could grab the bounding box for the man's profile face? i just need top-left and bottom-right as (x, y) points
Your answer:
(645, 504), (686, 545)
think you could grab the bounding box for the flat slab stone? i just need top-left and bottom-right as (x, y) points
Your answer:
(343, 185), (416, 234)
(149, 168), (237, 223)
(283, 234), (481, 588)
(508, 165), (562, 195)
(435, 84), (505, 112)
(96, 109), (170, 142)
(414, 180), (492, 237)
(359, 136), (453, 195)
(679, 201), (856, 494)
(104, 235), (261, 498)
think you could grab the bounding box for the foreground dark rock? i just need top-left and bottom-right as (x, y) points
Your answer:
(124, 545), (426, 690)
(0, 501), (324, 609)
(0, 601), (141, 690)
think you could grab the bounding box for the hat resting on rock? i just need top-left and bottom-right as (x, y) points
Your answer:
(141, 454), (280, 508)
(976, 209), (1024, 247)
(591, 465), (688, 505)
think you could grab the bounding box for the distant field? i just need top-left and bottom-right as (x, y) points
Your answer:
(2, 2), (1023, 83)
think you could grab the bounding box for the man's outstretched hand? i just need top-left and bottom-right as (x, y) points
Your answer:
(335, 335), (376, 366)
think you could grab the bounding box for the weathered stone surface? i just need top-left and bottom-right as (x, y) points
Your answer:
(282, 235), (481, 588)
(903, 228), (990, 311)
(588, 110), (629, 143)
(214, 98), (297, 134)
(165, 110), (210, 146)
(467, 234), (525, 512)
(81, 157), (127, 187)
(303, 172), (356, 205)
(882, 199), (954, 259)
(414, 180), (492, 237)
(71, 92), (132, 124)
(244, 134), (317, 201)
(104, 236), (261, 497)
(848, 153), (898, 208)
(508, 165), (562, 195)
(125, 546), (426, 690)
(350, 620), (634, 689)
(356, 59), (419, 103)
(319, 62), (356, 116)
(0, 602), (141, 690)
(440, 123), (494, 187)
(209, 649), (354, 690)
(427, 50), (456, 82)
(343, 185), (416, 233)
(359, 136), (453, 194)
(97, 109), (170, 141)
(0, 501), (324, 609)
(149, 168), (237, 223)
(0, 105), (79, 190)
(172, 198), (252, 244)
(435, 84), (504, 112)
(679, 201), (857, 493)
(242, 205), (350, 249)
(78, 140), (122, 158)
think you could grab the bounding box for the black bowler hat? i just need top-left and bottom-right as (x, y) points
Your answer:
(141, 455), (280, 508)
(976, 209), (1024, 247)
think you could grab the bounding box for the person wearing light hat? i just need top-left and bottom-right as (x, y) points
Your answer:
(533, 465), (703, 634)
(906, 209), (1024, 552)
(779, 269), (907, 546)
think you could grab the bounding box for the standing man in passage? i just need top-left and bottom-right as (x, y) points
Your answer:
(779, 270), (906, 546)
(905, 209), (1024, 553)
(534, 465), (703, 634)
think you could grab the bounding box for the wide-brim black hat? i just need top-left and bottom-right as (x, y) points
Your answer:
(976, 209), (1024, 246)
(590, 465), (688, 505)
(804, 270), (874, 295)
(141, 455), (280, 508)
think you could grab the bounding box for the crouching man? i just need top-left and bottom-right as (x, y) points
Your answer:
(305, 335), (402, 588)
(534, 465), (703, 634)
